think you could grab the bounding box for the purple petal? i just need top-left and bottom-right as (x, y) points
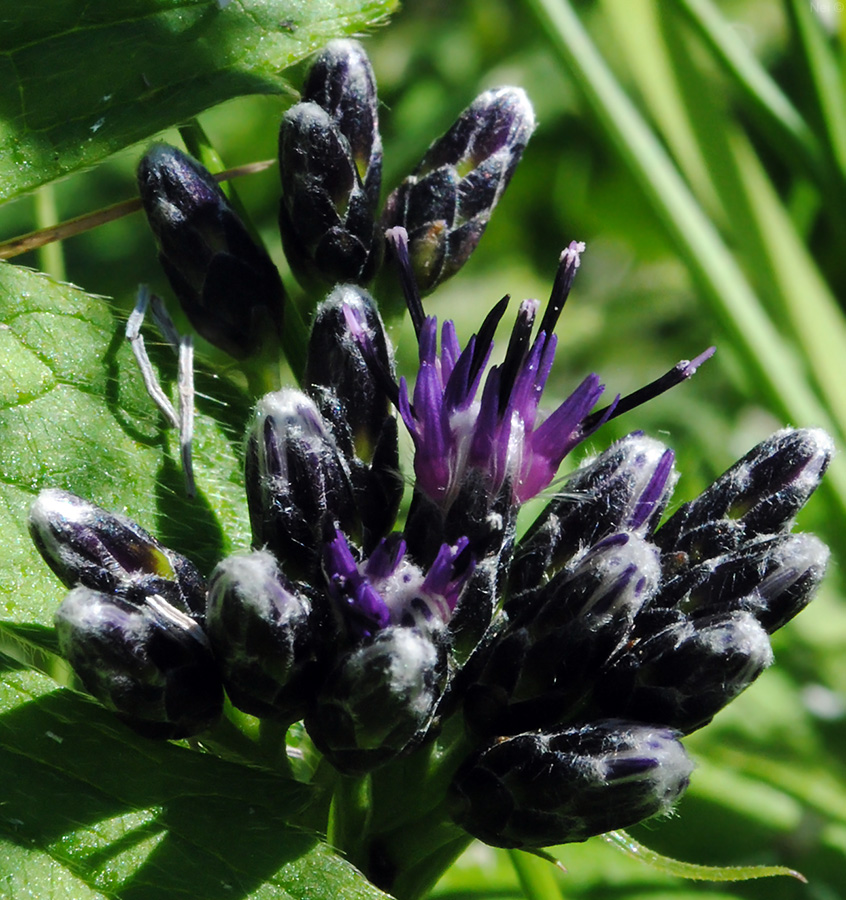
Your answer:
(516, 374), (605, 501)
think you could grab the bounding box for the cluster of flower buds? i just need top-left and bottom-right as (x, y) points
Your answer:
(451, 426), (831, 848)
(136, 41), (535, 366)
(30, 239), (833, 845)
(278, 39), (535, 295)
(30, 38), (834, 857)
(29, 490), (221, 739)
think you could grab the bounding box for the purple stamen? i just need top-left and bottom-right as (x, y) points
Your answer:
(583, 347), (716, 431)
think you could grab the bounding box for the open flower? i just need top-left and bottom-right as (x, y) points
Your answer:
(396, 240), (606, 510)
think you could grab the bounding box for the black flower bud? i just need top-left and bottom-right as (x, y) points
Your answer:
(138, 143), (285, 359)
(302, 39), (382, 210)
(29, 489), (205, 619)
(304, 286), (403, 547)
(206, 551), (336, 722)
(279, 41), (382, 288)
(305, 625), (447, 775)
(655, 428), (833, 553)
(382, 87), (535, 292)
(306, 285), (395, 462)
(657, 532), (830, 633)
(466, 533), (660, 735)
(599, 610), (773, 733)
(244, 389), (358, 578)
(450, 721), (693, 848)
(510, 433), (676, 596)
(56, 586), (222, 739)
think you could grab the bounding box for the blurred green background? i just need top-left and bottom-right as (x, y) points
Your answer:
(2, 1), (846, 898)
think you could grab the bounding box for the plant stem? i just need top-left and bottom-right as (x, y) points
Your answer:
(509, 849), (563, 900)
(389, 834), (472, 900)
(328, 773), (372, 871)
(34, 185), (66, 281)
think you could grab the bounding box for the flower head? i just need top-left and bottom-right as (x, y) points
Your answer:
(26, 39), (836, 877)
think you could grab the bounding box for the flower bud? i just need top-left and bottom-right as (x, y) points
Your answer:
(658, 531), (830, 630)
(55, 586), (222, 739)
(305, 625), (447, 775)
(655, 428), (833, 552)
(321, 529), (473, 640)
(279, 41), (382, 288)
(382, 87), (535, 292)
(244, 389), (357, 578)
(306, 285), (395, 462)
(29, 489), (205, 619)
(302, 39), (382, 210)
(138, 143), (285, 359)
(206, 551), (335, 722)
(599, 610), (773, 734)
(449, 721), (693, 848)
(510, 434), (676, 596)
(466, 533), (660, 735)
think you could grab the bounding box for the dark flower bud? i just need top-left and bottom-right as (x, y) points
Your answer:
(279, 41), (382, 288)
(306, 285), (395, 461)
(657, 532), (830, 633)
(382, 87), (535, 291)
(302, 39), (382, 210)
(137, 143), (285, 359)
(655, 428), (834, 553)
(206, 551), (335, 722)
(449, 721), (693, 848)
(29, 489), (205, 619)
(510, 434), (676, 596)
(55, 586), (222, 739)
(599, 610), (773, 734)
(244, 389), (358, 578)
(305, 625), (447, 775)
(466, 533), (660, 735)
(305, 285), (403, 546)
(732, 533), (829, 633)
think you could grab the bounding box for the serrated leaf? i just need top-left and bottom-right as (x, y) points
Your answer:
(0, 0), (397, 202)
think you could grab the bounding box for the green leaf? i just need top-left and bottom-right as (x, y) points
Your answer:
(602, 832), (805, 884)
(0, 0), (397, 203)
(0, 260), (253, 625)
(0, 668), (389, 900)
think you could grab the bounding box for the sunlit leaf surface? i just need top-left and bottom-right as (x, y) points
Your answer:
(0, 0), (397, 202)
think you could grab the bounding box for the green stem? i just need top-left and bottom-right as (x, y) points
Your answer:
(509, 849), (563, 900)
(369, 715), (476, 833)
(328, 773), (372, 871)
(389, 834), (472, 900)
(34, 185), (66, 281)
